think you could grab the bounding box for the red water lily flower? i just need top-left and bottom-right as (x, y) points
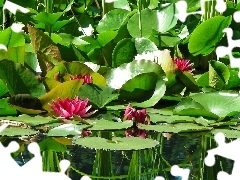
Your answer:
(124, 104), (149, 138)
(49, 96), (97, 119)
(124, 104), (147, 124)
(173, 58), (195, 73)
(70, 74), (92, 84)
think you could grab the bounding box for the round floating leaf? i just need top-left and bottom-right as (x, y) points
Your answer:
(148, 114), (195, 123)
(75, 137), (159, 150)
(0, 127), (38, 136)
(47, 124), (90, 136)
(85, 119), (133, 131)
(211, 129), (240, 138)
(139, 123), (212, 133)
(1, 115), (60, 126)
(104, 60), (164, 89)
(112, 38), (136, 67)
(97, 9), (131, 33)
(188, 16), (232, 56)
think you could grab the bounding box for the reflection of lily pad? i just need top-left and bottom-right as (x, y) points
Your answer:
(85, 119), (133, 130)
(75, 137), (159, 150)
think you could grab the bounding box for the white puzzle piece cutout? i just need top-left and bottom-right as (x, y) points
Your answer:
(205, 132), (240, 180)
(175, 0), (227, 22)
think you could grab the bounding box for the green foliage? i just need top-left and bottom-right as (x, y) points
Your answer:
(1, 1), (240, 178)
(188, 16), (232, 56)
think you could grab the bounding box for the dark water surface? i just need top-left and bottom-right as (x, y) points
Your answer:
(11, 133), (233, 180)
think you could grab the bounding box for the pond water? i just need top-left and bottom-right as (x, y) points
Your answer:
(11, 132), (233, 180)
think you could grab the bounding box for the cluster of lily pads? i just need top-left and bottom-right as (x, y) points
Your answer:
(1, 0), (240, 155)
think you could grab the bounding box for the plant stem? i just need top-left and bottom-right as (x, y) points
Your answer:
(102, 0), (114, 16)
(44, 0), (53, 36)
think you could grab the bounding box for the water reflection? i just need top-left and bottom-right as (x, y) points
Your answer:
(4, 133), (234, 180)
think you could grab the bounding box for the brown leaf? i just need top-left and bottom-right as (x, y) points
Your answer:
(27, 24), (62, 72)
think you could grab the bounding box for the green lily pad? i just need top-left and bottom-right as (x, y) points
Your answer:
(0, 127), (38, 136)
(1, 115), (60, 126)
(139, 123), (212, 133)
(75, 137), (159, 150)
(85, 119), (133, 131)
(211, 129), (240, 139)
(149, 114), (195, 123)
(47, 124), (91, 136)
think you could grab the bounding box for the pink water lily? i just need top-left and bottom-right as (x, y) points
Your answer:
(124, 104), (147, 124)
(49, 96), (97, 119)
(173, 58), (195, 73)
(70, 74), (92, 84)
(124, 104), (149, 138)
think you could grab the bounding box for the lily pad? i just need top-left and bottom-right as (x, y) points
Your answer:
(148, 114), (195, 123)
(47, 124), (91, 136)
(139, 123), (212, 133)
(211, 129), (240, 139)
(0, 127), (38, 136)
(75, 137), (159, 150)
(85, 119), (133, 131)
(1, 115), (61, 126)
